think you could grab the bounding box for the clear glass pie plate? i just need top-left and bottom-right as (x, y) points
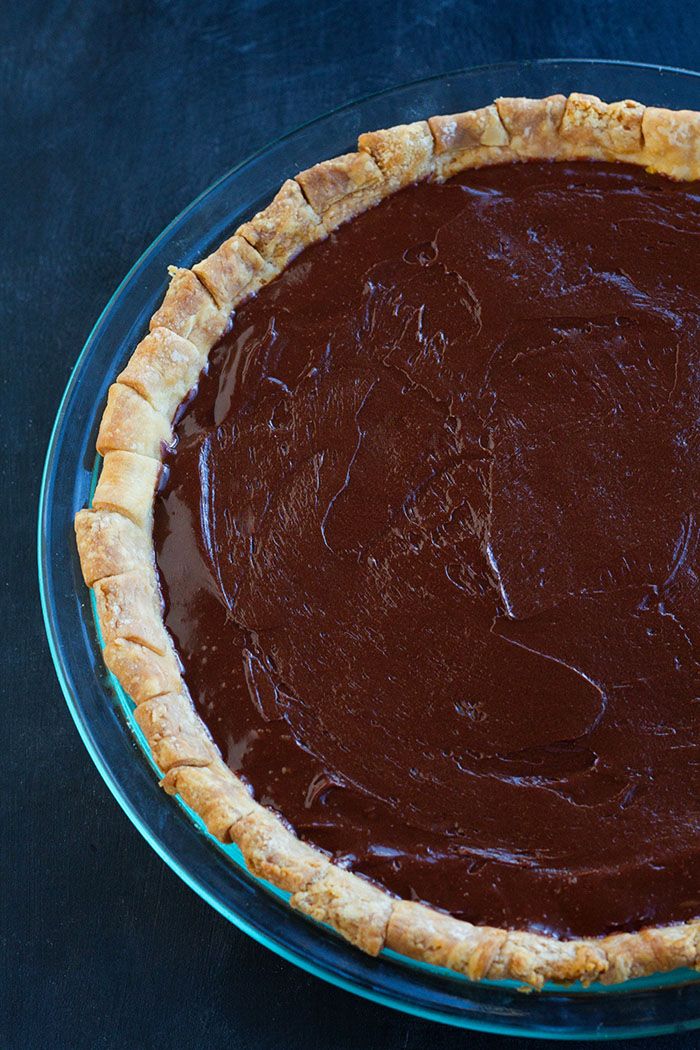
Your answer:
(39, 59), (700, 1038)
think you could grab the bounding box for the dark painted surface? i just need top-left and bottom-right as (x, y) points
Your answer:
(3, 2), (700, 1047)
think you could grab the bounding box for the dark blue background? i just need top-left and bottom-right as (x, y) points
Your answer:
(4, 2), (700, 1047)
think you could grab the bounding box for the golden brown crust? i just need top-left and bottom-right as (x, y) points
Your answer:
(429, 104), (515, 179)
(233, 806), (330, 892)
(290, 866), (393, 955)
(75, 93), (700, 988)
(431, 103), (510, 152)
(133, 691), (218, 770)
(388, 903), (700, 989)
(161, 759), (257, 840)
(117, 327), (202, 421)
(296, 151), (388, 231)
(102, 637), (182, 704)
(193, 234), (277, 315)
(96, 383), (172, 459)
(600, 924), (700, 985)
(237, 179), (325, 270)
(643, 106), (700, 180)
(496, 94), (567, 158)
(75, 508), (153, 587)
(93, 568), (171, 653)
(560, 92), (645, 158)
(149, 267), (229, 354)
(92, 451), (160, 528)
(488, 931), (607, 989)
(387, 902), (508, 981)
(358, 121), (435, 188)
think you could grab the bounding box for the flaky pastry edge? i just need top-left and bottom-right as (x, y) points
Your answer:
(74, 93), (700, 989)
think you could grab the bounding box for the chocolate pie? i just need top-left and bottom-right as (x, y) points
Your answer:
(75, 94), (700, 987)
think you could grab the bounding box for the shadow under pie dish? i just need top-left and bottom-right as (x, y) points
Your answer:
(74, 92), (700, 990)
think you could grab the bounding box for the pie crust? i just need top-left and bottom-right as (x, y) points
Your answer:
(74, 93), (700, 988)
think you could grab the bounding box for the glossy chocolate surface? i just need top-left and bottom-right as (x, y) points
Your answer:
(155, 162), (700, 938)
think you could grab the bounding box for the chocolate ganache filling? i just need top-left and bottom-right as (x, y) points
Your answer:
(155, 161), (700, 938)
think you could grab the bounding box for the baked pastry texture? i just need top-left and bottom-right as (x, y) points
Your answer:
(75, 94), (700, 988)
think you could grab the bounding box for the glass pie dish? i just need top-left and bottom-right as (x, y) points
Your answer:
(39, 59), (700, 1038)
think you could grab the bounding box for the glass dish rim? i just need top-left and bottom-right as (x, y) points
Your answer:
(38, 57), (700, 1039)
